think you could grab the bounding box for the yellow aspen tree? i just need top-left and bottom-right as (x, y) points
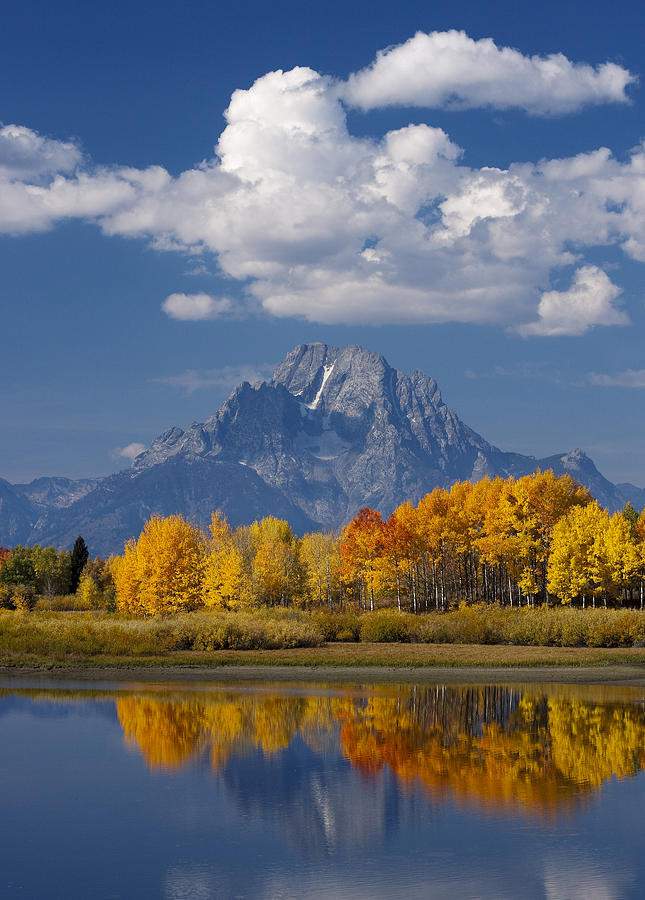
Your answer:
(592, 511), (641, 605)
(476, 478), (522, 606)
(111, 546), (142, 614)
(113, 514), (206, 615)
(250, 517), (298, 606)
(417, 488), (453, 611)
(385, 502), (425, 611)
(77, 569), (103, 608)
(299, 531), (342, 607)
(470, 476), (506, 605)
(481, 472), (590, 606)
(634, 508), (645, 609)
(203, 512), (244, 609)
(547, 502), (607, 605)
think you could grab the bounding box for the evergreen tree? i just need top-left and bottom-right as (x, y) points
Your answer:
(70, 536), (89, 593)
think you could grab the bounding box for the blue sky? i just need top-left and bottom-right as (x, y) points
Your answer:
(2, 0), (645, 485)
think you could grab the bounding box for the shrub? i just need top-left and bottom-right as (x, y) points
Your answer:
(359, 610), (412, 643)
(311, 611), (360, 642)
(11, 585), (36, 613)
(0, 583), (12, 610)
(0, 608), (325, 657)
(34, 594), (92, 612)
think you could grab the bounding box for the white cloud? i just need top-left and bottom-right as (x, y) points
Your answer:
(516, 266), (628, 336)
(113, 442), (146, 461)
(0, 124), (82, 180)
(340, 30), (635, 115)
(152, 363), (273, 394)
(0, 33), (643, 335)
(589, 369), (645, 387)
(161, 292), (235, 321)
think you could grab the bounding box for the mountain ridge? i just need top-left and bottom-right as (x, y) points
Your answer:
(2, 342), (642, 555)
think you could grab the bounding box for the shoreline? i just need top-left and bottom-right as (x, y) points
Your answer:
(3, 644), (645, 686)
(2, 665), (645, 687)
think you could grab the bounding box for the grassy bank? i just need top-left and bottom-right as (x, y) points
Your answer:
(3, 606), (645, 671)
(2, 643), (645, 674)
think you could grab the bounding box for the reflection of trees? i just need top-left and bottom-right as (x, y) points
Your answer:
(334, 687), (645, 817)
(5, 684), (645, 818)
(117, 693), (333, 770)
(113, 685), (645, 817)
(548, 699), (645, 787)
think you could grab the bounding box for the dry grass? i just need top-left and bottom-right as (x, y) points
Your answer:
(3, 641), (645, 671)
(0, 608), (324, 659)
(4, 606), (645, 671)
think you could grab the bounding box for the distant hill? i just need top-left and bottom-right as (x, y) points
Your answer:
(2, 342), (642, 555)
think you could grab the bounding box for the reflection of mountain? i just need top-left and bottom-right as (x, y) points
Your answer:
(223, 740), (399, 854)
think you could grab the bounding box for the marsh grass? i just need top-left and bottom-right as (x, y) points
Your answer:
(409, 606), (645, 648)
(2, 605), (645, 663)
(34, 595), (92, 612)
(0, 608), (324, 657)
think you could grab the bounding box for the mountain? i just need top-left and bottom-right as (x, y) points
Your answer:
(1, 342), (642, 555)
(15, 476), (98, 509)
(0, 478), (36, 546)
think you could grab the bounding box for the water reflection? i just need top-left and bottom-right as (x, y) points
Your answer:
(6, 682), (645, 820)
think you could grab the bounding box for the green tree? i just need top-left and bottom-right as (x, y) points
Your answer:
(0, 546), (36, 587)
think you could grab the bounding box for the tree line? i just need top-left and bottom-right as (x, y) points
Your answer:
(2, 470), (645, 615)
(0, 536), (113, 610)
(340, 471), (645, 611)
(110, 470), (645, 614)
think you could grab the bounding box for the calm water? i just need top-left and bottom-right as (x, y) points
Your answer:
(1, 679), (644, 899)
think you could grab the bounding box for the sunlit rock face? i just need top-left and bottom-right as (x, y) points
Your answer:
(2, 342), (642, 554)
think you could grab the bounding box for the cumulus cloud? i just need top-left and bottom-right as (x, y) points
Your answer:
(0, 124), (82, 181)
(161, 292), (235, 320)
(0, 33), (643, 334)
(589, 369), (645, 387)
(516, 266), (628, 336)
(113, 442), (146, 461)
(152, 363), (273, 394)
(340, 30), (635, 115)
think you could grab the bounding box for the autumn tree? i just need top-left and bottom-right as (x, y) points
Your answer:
(32, 546), (72, 597)
(340, 508), (386, 610)
(593, 511), (641, 606)
(417, 489), (454, 611)
(548, 502), (608, 605)
(113, 515), (206, 615)
(203, 511), (244, 609)
(77, 558), (115, 609)
(384, 503), (425, 611)
(299, 531), (342, 608)
(250, 517), (298, 606)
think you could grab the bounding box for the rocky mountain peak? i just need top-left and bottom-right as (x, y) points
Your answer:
(1, 342), (641, 554)
(272, 342), (395, 414)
